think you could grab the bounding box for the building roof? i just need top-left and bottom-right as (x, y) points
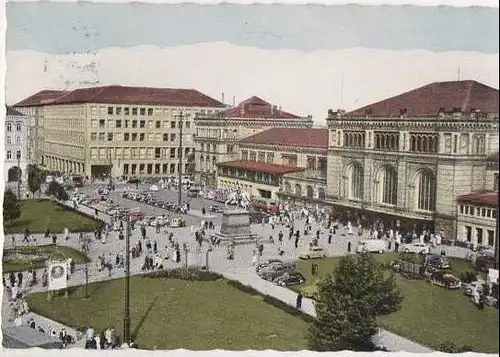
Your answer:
(6, 105), (25, 116)
(486, 151), (499, 163)
(347, 80), (499, 118)
(218, 160), (305, 175)
(457, 190), (498, 208)
(218, 96), (301, 119)
(13, 90), (67, 107)
(239, 127), (329, 149)
(14, 86), (225, 108)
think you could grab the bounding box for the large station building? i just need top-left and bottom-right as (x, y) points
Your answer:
(216, 80), (499, 244)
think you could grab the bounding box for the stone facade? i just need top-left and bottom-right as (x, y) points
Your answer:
(4, 106), (30, 185)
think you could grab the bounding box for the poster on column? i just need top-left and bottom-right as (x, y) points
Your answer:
(48, 261), (67, 291)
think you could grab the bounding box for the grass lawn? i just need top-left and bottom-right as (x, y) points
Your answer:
(26, 276), (309, 350)
(4, 199), (102, 234)
(3, 244), (89, 273)
(292, 254), (499, 353)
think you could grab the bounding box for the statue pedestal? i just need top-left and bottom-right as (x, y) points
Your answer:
(213, 209), (257, 245)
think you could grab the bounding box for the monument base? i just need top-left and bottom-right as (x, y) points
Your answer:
(213, 209), (257, 245)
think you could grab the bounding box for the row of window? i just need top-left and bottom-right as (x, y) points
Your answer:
(459, 205), (497, 219)
(90, 119), (191, 130)
(122, 162), (189, 176)
(241, 150), (275, 164)
(6, 151), (22, 160)
(90, 132), (187, 143)
(5, 122), (23, 132)
(218, 167), (281, 186)
(463, 226), (495, 247)
(5, 136), (23, 144)
(97, 106), (218, 117)
(89, 147), (191, 160)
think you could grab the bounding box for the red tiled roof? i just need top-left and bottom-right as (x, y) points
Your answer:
(218, 96), (301, 119)
(218, 160), (305, 175)
(14, 90), (67, 107)
(6, 105), (25, 116)
(14, 86), (225, 108)
(487, 151), (499, 163)
(457, 191), (498, 208)
(239, 127), (329, 149)
(347, 80), (499, 118)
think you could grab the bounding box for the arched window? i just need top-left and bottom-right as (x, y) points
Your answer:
(381, 166), (398, 205)
(417, 170), (436, 211)
(350, 162), (364, 200)
(410, 136), (416, 151)
(306, 185), (314, 198)
(284, 182), (291, 193)
(318, 187), (326, 200)
(295, 184), (302, 196)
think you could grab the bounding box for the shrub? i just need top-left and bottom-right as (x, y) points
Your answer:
(142, 267), (222, 281)
(460, 271), (477, 284)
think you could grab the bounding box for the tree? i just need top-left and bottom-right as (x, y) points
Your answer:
(45, 181), (69, 201)
(27, 164), (44, 197)
(308, 253), (403, 352)
(3, 188), (21, 223)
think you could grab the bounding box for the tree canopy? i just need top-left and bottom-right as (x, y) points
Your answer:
(3, 188), (21, 223)
(45, 181), (69, 201)
(308, 253), (403, 352)
(27, 164), (44, 196)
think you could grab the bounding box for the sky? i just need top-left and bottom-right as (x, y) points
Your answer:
(4, 2), (500, 124)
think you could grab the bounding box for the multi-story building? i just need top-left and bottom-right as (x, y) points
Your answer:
(325, 80), (499, 236)
(216, 127), (328, 201)
(194, 96), (313, 187)
(14, 86), (226, 178)
(14, 90), (67, 166)
(4, 106), (29, 185)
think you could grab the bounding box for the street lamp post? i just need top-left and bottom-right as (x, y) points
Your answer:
(205, 247), (213, 272)
(81, 236), (90, 299)
(108, 148), (113, 189)
(17, 155), (21, 199)
(177, 112), (185, 207)
(123, 218), (131, 345)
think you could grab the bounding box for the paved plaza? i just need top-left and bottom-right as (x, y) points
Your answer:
(2, 187), (450, 352)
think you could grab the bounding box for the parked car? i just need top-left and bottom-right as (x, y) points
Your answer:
(463, 280), (485, 296)
(429, 271), (461, 289)
(402, 242), (430, 255)
(257, 262), (290, 276)
(356, 239), (386, 253)
(170, 217), (186, 228)
(150, 185), (159, 192)
(476, 255), (496, 272)
(276, 272), (306, 287)
(209, 205), (223, 213)
(424, 254), (450, 269)
(299, 246), (326, 260)
(260, 265), (295, 282)
(256, 259), (284, 273)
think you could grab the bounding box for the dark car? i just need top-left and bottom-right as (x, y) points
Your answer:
(276, 273), (306, 287)
(425, 254), (450, 269)
(260, 265), (295, 282)
(256, 259), (283, 273)
(128, 178), (140, 184)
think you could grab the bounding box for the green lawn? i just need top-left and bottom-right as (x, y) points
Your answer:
(3, 244), (89, 273)
(292, 254), (499, 353)
(4, 199), (102, 234)
(27, 277), (309, 350)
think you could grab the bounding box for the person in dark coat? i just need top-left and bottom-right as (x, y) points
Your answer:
(347, 241), (352, 253)
(296, 293), (303, 310)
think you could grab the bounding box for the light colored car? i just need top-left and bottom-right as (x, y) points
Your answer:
(356, 239), (386, 253)
(150, 185), (159, 192)
(169, 217), (186, 228)
(463, 280), (485, 296)
(299, 246), (326, 260)
(402, 242), (430, 255)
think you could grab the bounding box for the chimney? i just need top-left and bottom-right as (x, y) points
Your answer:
(271, 104), (274, 115)
(232, 96), (236, 107)
(240, 103), (245, 115)
(221, 92), (225, 104)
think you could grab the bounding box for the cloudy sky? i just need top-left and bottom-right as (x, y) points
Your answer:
(5, 2), (499, 124)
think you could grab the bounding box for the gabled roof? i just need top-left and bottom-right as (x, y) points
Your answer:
(239, 127), (329, 149)
(14, 90), (67, 107)
(14, 86), (225, 108)
(6, 105), (25, 116)
(218, 96), (301, 119)
(218, 160), (305, 175)
(457, 190), (498, 208)
(347, 80), (499, 118)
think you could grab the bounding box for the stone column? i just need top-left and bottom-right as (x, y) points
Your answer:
(396, 159), (407, 208)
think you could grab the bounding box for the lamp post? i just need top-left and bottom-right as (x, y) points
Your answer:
(495, 202), (499, 270)
(123, 218), (131, 345)
(177, 112), (185, 207)
(205, 247), (213, 272)
(17, 154), (21, 199)
(81, 236), (90, 299)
